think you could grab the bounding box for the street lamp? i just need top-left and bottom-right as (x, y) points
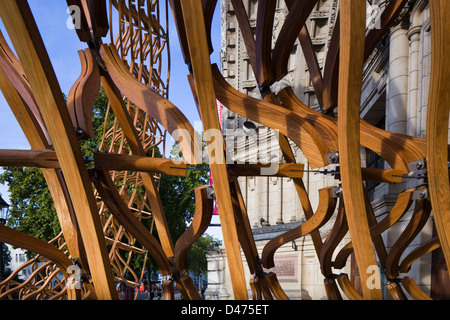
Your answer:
(0, 193), (9, 282)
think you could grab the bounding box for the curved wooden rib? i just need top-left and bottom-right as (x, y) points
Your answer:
(399, 237), (441, 274)
(336, 273), (363, 300)
(333, 187), (418, 269)
(212, 64), (331, 169)
(0, 29), (50, 146)
(67, 49), (101, 138)
(0, 51), (86, 266)
(0, 0), (117, 299)
(338, 0), (382, 299)
(100, 43), (202, 165)
(322, 0), (408, 110)
(265, 272), (289, 300)
(385, 198), (432, 280)
(322, 14), (340, 110)
(92, 169), (172, 275)
(324, 277), (343, 300)
(262, 187), (337, 269)
(0, 224), (71, 276)
(177, 275), (202, 300)
(319, 199), (348, 278)
(230, 0), (256, 76)
(400, 277), (432, 300)
(427, 0), (450, 275)
(174, 185), (214, 271)
(278, 87), (426, 172)
(296, 25), (324, 106)
(179, 0), (248, 299)
(272, 0), (318, 83)
(162, 279), (175, 300)
(66, 0), (91, 42)
(255, 0), (276, 87)
(386, 281), (408, 300)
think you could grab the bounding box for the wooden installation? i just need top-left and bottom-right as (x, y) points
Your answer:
(0, 0), (448, 301)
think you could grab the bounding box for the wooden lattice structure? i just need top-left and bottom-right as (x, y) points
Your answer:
(0, 0), (448, 300)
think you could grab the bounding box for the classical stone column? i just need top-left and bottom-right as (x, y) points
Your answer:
(386, 23), (410, 135)
(407, 25), (422, 137)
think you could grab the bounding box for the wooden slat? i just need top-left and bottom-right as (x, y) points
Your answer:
(179, 0), (248, 299)
(427, 0), (450, 275)
(337, 0), (382, 299)
(0, 0), (118, 299)
(93, 169), (172, 275)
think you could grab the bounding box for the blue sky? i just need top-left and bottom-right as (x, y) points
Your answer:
(0, 1), (223, 239)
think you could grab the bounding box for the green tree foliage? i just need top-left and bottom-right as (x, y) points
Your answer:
(0, 167), (60, 242)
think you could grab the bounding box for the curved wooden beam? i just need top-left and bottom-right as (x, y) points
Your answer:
(399, 237), (441, 274)
(0, 224), (71, 277)
(272, 0), (318, 83)
(265, 272), (289, 300)
(66, 0), (91, 42)
(100, 43), (202, 165)
(400, 277), (432, 300)
(333, 187), (419, 269)
(336, 273), (363, 300)
(67, 49), (101, 138)
(322, 0), (408, 110)
(337, 0), (382, 299)
(427, 0), (450, 275)
(385, 198), (432, 280)
(230, 0), (257, 76)
(319, 199), (348, 278)
(262, 187), (337, 269)
(174, 185), (214, 271)
(212, 64), (331, 169)
(0, 0), (117, 299)
(278, 86), (426, 172)
(255, 0), (276, 87)
(0, 29), (50, 146)
(386, 281), (408, 300)
(180, 0), (248, 299)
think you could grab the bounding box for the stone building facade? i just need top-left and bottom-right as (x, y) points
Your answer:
(205, 0), (449, 300)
